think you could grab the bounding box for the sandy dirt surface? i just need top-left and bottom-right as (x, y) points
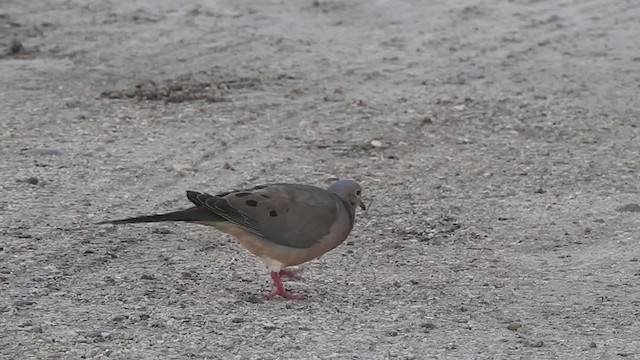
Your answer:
(1, 0), (639, 359)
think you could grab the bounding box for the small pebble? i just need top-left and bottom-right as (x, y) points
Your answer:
(32, 148), (62, 156)
(589, 341), (597, 348)
(111, 315), (127, 322)
(9, 38), (25, 54)
(14, 299), (35, 308)
(534, 187), (546, 194)
(386, 330), (398, 337)
(524, 340), (544, 348)
(172, 163), (192, 172)
(140, 273), (155, 280)
(421, 116), (433, 125)
(84, 330), (111, 341)
(152, 228), (172, 235)
(231, 317), (246, 323)
(245, 294), (263, 304)
(617, 352), (634, 357)
(25, 177), (39, 185)
(507, 322), (522, 331)
(371, 140), (383, 148)
(30, 325), (43, 333)
(420, 323), (436, 332)
(616, 203), (640, 212)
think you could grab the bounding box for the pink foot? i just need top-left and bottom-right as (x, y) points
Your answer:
(267, 288), (305, 300)
(267, 271), (304, 300)
(279, 267), (303, 279)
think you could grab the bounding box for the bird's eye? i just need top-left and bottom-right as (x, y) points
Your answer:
(355, 190), (361, 197)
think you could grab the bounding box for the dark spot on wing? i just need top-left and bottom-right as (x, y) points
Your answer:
(246, 199), (258, 207)
(269, 210), (277, 217)
(234, 192), (252, 197)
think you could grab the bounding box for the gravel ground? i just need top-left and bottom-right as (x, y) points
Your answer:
(1, 0), (639, 359)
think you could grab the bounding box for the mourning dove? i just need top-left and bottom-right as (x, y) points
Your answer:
(98, 179), (365, 299)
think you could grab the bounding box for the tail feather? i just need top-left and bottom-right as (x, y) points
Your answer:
(97, 206), (220, 225)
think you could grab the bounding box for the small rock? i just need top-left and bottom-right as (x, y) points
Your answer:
(534, 187), (546, 194)
(180, 271), (194, 279)
(13, 299), (35, 308)
(589, 341), (597, 348)
(420, 116), (433, 125)
(25, 177), (39, 185)
(32, 148), (62, 156)
(84, 330), (111, 341)
(140, 273), (155, 280)
(152, 228), (172, 235)
(616, 203), (640, 212)
(223, 162), (235, 170)
(111, 315), (127, 322)
(139, 314), (150, 320)
(371, 140), (383, 148)
(420, 323), (436, 332)
(524, 340), (544, 348)
(172, 163), (192, 172)
(245, 294), (263, 304)
(8, 38), (25, 55)
(30, 325), (43, 333)
(231, 317), (245, 323)
(507, 322), (522, 331)
(452, 104), (466, 111)
(386, 330), (398, 337)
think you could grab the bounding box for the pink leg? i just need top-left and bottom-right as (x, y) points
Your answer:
(279, 267), (303, 279)
(267, 271), (304, 300)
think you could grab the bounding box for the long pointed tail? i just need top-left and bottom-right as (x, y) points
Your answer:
(97, 206), (219, 225)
